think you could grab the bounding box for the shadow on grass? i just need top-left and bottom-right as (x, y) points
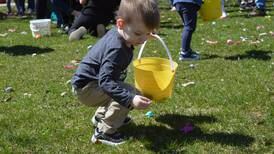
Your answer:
(0, 45), (54, 56)
(201, 50), (272, 61)
(124, 114), (254, 153)
(225, 50), (272, 61)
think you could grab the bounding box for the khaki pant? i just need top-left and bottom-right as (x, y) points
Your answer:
(73, 81), (137, 134)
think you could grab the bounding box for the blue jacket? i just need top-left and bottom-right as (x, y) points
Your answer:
(72, 27), (135, 107)
(173, 0), (202, 6)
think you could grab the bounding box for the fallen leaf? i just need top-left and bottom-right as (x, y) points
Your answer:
(181, 81), (195, 87)
(206, 40), (218, 45)
(250, 40), (260, 44)
(64, 64), (77, 70)
(20, 31), (27, 35)
(61, 92), (67, 97)
(0, 33), (8, 37)
(259, 33), (267, 37)
(189, 64), (196, 68)
(226, 39), (234, 45)
(240, 36), (248, 42)
(23, 93), (32, 97)
(70, 60), (80, 65)
(32, 53), (37, 57)
(8, 28), (16, 32)
(256, 25), (264, 30)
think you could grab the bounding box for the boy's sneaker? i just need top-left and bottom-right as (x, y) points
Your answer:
(91, 115), (132, 127)
(179, 50), (200, 61)
(96, 24), (106, 37)
(91, 128), (125, 146)
(69, 26), (87, 41)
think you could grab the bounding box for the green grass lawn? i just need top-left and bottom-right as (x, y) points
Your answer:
(0, 1), (273, 153)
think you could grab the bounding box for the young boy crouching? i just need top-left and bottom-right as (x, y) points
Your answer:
(71, 0), (160, 146)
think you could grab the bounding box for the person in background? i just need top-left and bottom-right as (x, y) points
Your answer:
(239, 0), (255, 10)
(173, 0), (202, 60)
(50, 0), (81, 30)
(71, 0), (160, 146)
(249, 0), (266, 16)
(68, 0), (121, 41)
(16, 0), (35, 16)
(6, 0), (18, 16)
(36, 0), (50, 19)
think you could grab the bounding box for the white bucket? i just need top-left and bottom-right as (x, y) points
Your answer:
(29, 19), (51, 37)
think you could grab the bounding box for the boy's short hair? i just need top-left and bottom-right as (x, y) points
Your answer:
(117, 0), (160, 30)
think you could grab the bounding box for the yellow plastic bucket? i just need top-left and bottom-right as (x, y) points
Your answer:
(133, 38), (178, 101)
(199, 0), (222, 21)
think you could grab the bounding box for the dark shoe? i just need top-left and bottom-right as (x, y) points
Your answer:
(91, 115), (132, 127)
(239, 2), (247, 10)
(249, 9), (266, 16)
(179, 50), (200, 61)
(69, 26), (87, 41)
(91, 128), (125, 146)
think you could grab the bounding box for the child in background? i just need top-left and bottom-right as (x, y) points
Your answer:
(249, 0), (266, 16)
(71, 0), (160, 146)
(173, 0), (202, 60)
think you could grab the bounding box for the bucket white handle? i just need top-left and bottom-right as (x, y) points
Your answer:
(137, 34), (176, 72)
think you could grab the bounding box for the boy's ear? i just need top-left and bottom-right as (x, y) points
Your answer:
(116, 18), (125, 29)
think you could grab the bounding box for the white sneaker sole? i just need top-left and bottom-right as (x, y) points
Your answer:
(91, 116), (98, 127)
(91, 135), (125, 146)
(91, 116), (132, 127)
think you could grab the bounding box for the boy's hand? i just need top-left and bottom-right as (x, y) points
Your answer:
(132, 95), (151, 109)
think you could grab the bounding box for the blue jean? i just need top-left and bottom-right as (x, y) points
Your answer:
(6, 0), (12, 13)
(175, 2), (200, 53)
(50, 0), (73, 26)
(255, 0), (265, 9)
(17, 0), (25, 15)
(36, 0), (50, 19)
(28, 0), (35, 11)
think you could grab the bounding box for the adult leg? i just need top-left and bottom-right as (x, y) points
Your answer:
(27, 0), (35, 14)
(36, 0), (49, 19)
(68, 13), (99, 41)
(17, 0), (25, 16)
(7, 0), (12, 14)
